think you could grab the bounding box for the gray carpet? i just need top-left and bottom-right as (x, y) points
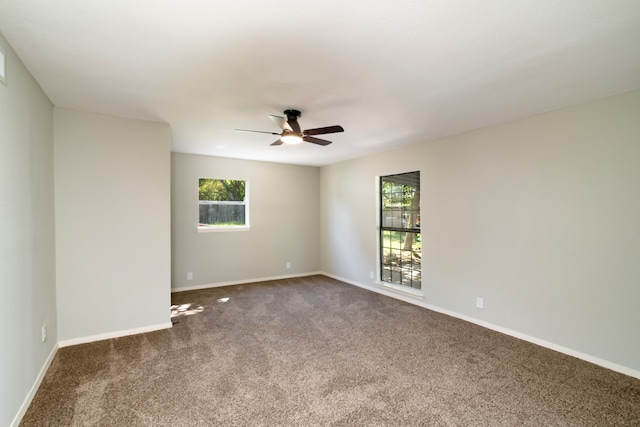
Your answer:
(21, 275), (640, 426)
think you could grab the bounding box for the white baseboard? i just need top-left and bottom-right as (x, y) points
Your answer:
(11, 343), (59, 427)
(323, 272), (640, 380)
(58, 322), (173, 348)
(171, 271), (323, 293)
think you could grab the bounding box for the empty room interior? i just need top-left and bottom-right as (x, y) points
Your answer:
(2, 1), (640, 425)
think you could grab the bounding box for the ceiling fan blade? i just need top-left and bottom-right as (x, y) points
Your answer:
(269, 115), (292, 132)
(270, 139), (284, 146)
(303, 125), (344, 136)
(303, 136), (332, 146)
(236, 129), (280, 135)
(288, 119), (302, 134)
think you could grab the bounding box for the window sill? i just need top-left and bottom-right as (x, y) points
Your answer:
(198, 226), (251, 233)
(375, 281), (424, 299)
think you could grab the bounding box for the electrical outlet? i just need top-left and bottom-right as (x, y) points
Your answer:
(476, 297), (484, 309)
(286, 262), (291, 269)
(41, 324), (47, 343)
(370, 271), (374, 279)
(187, 272), (193, 280)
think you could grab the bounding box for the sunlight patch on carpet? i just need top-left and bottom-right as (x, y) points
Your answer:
(170, 303), (204, 318)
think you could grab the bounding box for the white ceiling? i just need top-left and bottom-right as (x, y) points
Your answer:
(1, 1), (640, 166)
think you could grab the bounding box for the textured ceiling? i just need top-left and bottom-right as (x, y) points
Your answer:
(1, 1), (640, 166)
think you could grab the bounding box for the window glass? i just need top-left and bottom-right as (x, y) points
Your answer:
(198, 179), (248, 230)
(379, 171), (420, 289)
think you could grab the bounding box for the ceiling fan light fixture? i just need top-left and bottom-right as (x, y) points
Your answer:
(281, 134), (303, 144)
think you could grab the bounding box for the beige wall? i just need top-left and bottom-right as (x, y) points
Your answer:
(0, 32), (57, 426)
(54, 108), (172, 343)
(171, 153), (320, 289)
(320, 89), (640, 375)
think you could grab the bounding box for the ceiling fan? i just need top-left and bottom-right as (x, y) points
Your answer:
(236, 109), (344, 146)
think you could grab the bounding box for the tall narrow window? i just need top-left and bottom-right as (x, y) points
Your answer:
(379, 171), (421, 289)
(198, 179), (249, 231)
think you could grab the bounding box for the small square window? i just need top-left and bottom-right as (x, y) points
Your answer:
(198, 178), (249, 232)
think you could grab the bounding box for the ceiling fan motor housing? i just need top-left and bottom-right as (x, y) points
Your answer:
(283, 109), (302, 133)
(284, 109), (301, 121)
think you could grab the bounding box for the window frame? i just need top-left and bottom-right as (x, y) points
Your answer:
(377, 171), (422, 295)
(197, 178), (250, 233)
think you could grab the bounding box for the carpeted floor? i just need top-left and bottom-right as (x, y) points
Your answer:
(21, 275), (640, 426)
